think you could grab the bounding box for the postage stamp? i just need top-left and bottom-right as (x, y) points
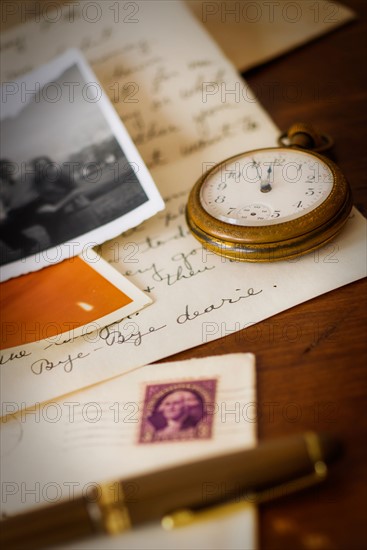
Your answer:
(139, 379), (217, 443)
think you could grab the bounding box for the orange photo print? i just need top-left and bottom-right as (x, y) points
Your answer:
(0, 256), (151, 349)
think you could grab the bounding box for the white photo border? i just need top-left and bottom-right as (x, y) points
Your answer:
(0, 48), (164, 281)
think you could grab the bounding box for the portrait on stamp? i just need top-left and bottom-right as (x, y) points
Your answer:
(139, 379), (217, 443)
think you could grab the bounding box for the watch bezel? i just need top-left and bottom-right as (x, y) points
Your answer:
(187, 147), (351, 246)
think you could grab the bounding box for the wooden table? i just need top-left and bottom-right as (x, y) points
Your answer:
(165, 1), (367, 548)
(1, 1), (366, 548)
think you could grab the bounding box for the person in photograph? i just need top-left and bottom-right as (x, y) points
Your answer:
(0, 160), (16, 223)
(30, 157), (101, 243)
(148, 389), (204, 441)
(0, 159), (18, 262)
(0, 159), (40, 263)
(33, 157), (76, 207)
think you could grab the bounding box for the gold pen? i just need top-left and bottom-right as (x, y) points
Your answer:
(0, 431), (342, 549)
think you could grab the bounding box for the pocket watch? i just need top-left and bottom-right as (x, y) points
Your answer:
(186, 123), (353, 262)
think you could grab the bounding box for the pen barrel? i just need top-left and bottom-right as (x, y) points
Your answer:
(0, 496), (96, 550)
(124, 432), (340, 524)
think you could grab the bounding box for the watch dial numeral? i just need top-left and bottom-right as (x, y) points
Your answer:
(305, 188), (315, 195)
(215, 195), (226, 203)
(217, 182), (227, 191)
(226, 207), (236, 215)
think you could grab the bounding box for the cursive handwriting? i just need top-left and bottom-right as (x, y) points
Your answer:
(79, 27), (113, 52)
(124, 248), (215, 287)
(163, 190), (188, 203)
(133, 122), (179, 146)
(43, 335), (76, 349)
(112, 56), (162, 79)
(0, 350), (31, 365)
(145, 148), (166, 169)
(177, 287), (263, 324)
(151, 66), (178, 94)
(133, 224), (189, 254)
(158, 203), (186, 226)
(181, 116), (258, 157)
(99, 323), (166, 347)
(193, 103), (234, 130)
(180, 69), (225, 99)
(94, 41), (151, 67)
(188, 60), (213, 69)
(30, 352), (90, 375)
(0, 36), (27, 55)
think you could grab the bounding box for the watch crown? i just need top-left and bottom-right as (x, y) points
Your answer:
(279, 122), (334, 153)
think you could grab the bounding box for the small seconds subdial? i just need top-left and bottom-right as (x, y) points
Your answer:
(200, 148), (334, 226)
(235, 204), (272, 221)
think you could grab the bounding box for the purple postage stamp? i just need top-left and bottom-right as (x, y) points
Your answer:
(138, 379), (217, 443)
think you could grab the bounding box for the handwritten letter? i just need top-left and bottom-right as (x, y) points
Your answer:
(1, 1), (366, 407)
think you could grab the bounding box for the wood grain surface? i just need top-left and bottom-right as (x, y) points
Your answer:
(164, 1), (367, 548)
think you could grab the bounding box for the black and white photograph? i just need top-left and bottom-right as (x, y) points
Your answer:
(0, 49), (164, 281)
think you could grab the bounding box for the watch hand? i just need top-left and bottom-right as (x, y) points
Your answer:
(261, 165), (272, 193)
(251, 159), (272, 193)
(251, 159), (262, 181)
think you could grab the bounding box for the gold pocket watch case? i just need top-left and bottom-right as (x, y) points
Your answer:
(186, 126), (353, 262)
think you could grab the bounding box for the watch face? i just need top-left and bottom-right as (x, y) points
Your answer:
(200, 148), (334, 226)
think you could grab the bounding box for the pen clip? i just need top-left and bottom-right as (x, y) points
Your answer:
(89, 482), (131, 535)
(162, 433), (328, 530)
